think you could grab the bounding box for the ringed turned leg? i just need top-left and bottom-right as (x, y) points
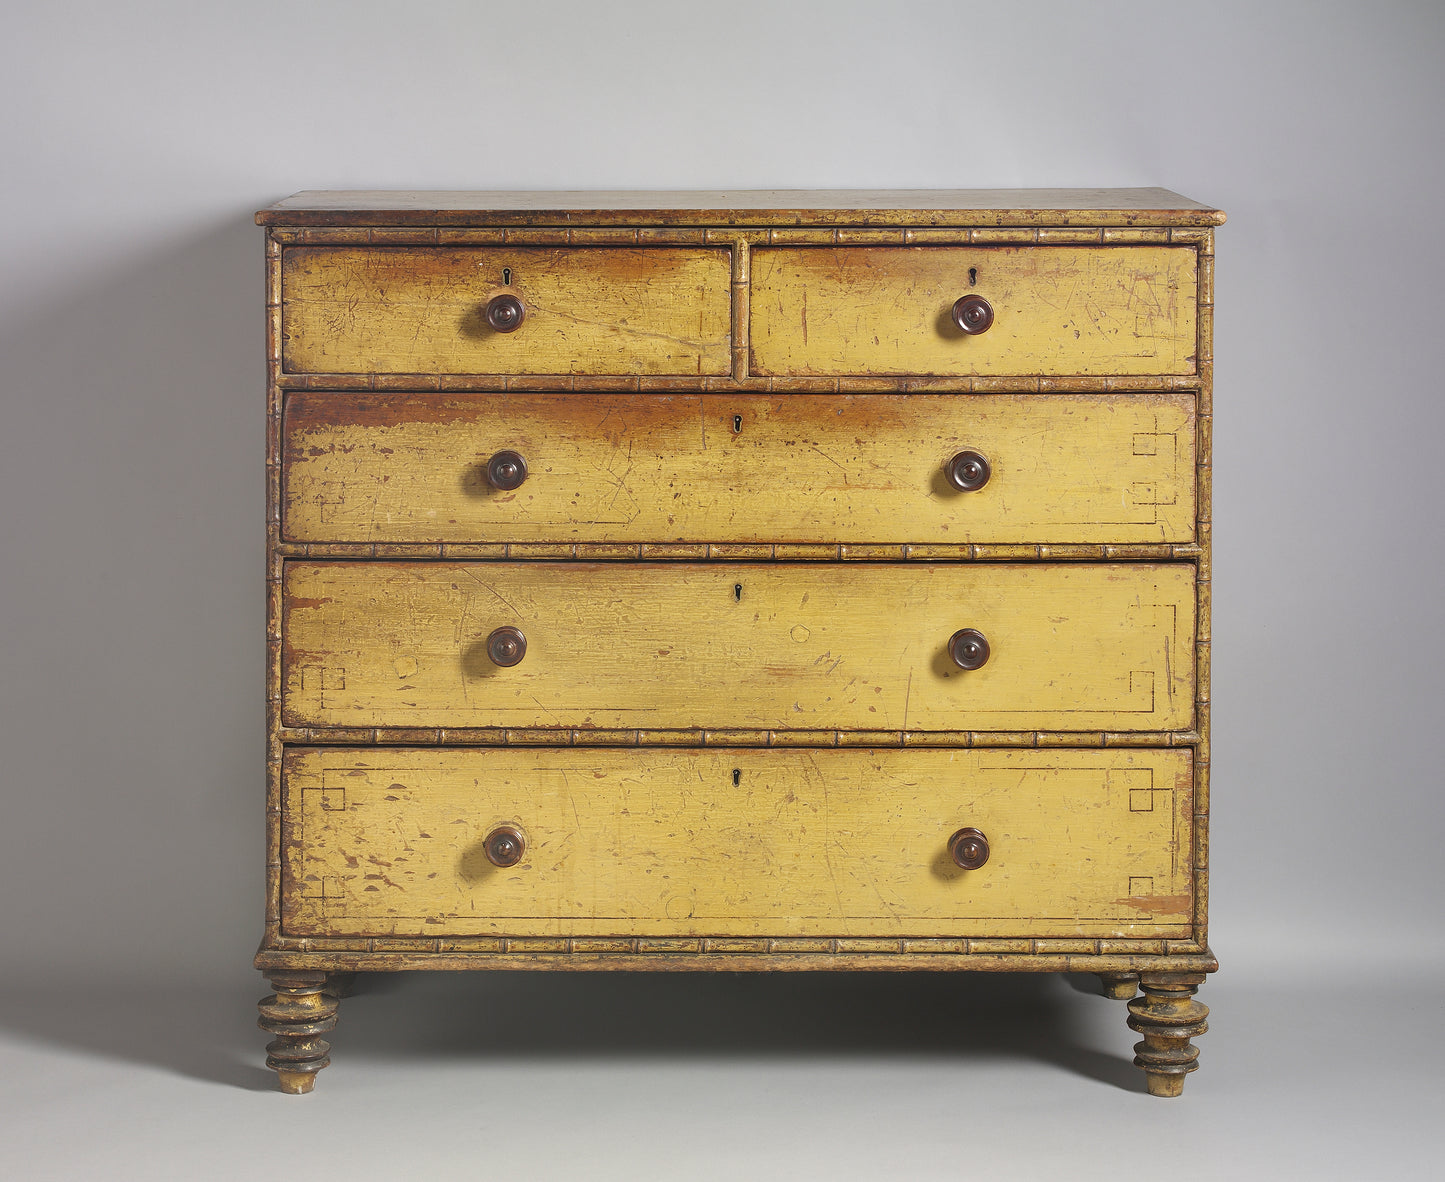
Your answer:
(1127, 971), (1209, 1097)
(257, 970), (339, 1094)
(1097, 972), (1139, 1000)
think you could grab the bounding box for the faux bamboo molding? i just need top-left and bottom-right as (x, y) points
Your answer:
(274, 726), (1201, 748)
(273, 370), (1205, 393)
(275, 541), (1203, 562)
(270, 223), (1202, 248)
(256, 190), (1219, 1096)
(254, 946), (1217, 973)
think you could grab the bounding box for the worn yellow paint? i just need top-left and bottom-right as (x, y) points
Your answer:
(281, 246), (733, 375)
(282, 392), (1197, 545)
(749, 246), (1197, 376)
(280, 747), (1194, 938)
(281, 562), (1195, 731)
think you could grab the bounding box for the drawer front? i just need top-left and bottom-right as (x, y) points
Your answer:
(281, 247), (733, 375)
(282, 562), (1195, 731)
(281, 747), (1193, 939)
(282, 392), (1197, 546)
(749, 247), (1197, 376)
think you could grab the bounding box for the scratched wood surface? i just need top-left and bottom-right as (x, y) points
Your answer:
(282, 391), (1197, 546)
(749, 246), (1197, 376)
(280, 746), (1194, 938)
(281, 246), (732, 375)
(281, 562), (1195, 731)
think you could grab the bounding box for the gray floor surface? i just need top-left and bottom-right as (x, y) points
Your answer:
(2, 969), (1439, 1180)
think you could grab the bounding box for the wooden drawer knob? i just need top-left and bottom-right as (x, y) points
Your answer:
(948, 827), (990, 870)
(951, 294), (994, 335)
(486, 626), (527, 667)
(948, 628), (990, 671)
(484, 825), (526, 868)
(945, 450), (991, 492)
(486, 449), (528, 490)
(485, 293), (526, 333)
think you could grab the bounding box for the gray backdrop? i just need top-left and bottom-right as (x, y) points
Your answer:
(1, 2), (1441, 1175)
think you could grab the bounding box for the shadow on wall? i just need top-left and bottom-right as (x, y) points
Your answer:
(0, 213), (268, 984)
(0, 972), (1145, 1093)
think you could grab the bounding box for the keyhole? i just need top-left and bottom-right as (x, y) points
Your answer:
(968, 267), (977, 287)
(733, 414), (743, 434)
(732, 769), (741, 786)
(734, 583), (742, 602)
(502, 267), (512, 286)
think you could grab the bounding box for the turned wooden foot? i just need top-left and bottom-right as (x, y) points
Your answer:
(323, 971), (358, 999)
(1097, 972), (1139, 1000)
(258, 970), (339, 1094)
(1128, 972), (1209, 1097)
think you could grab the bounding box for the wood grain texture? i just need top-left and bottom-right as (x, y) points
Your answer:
(280, 747), (1193, 939)
(281, 391), (1197, 546)
(281, 247), (732, 376)
(280, 561), (1196, 731)
(750, 247), (1197, 377)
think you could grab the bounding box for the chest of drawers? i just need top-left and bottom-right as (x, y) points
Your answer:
(254, 189), (1221, 1097)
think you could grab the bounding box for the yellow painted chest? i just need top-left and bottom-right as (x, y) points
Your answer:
(254, 189), (1221, 1096)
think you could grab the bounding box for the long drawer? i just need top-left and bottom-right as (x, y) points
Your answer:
(281, 561), (1196, 731)
(749, 246), (1197, 376)
(280, 747), (1194, 939)
(282, 392), (1197, 546)
(281, 246), (733, 375)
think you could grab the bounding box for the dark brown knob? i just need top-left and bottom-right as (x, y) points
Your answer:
(484, 825), (525, 868)
(485, 293), (526, 333)
(948, 827), (990, 870)
(486, 626), (527, 667)
(951, 294), (994, 335)
(945, 450), (991, 492)
(486, 450), (528, 490)
(948, 628), (990, 671)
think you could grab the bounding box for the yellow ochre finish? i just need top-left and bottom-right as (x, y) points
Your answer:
(256, 190), (1221, 1098)
(749, 246), (1197, 376)
(281, 561), (1195, 732)
(281, 246), (733, 375)
(282, 392), (1197, 546)
(281, 747), (1194, 939)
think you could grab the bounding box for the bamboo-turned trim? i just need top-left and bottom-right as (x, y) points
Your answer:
(1190, 228), (1214, 949)
(254, 943), (1217, 973)
(278, 541), (1203, 561)
(272, 371), (1206, 393)
(274, 726), (1203, 749)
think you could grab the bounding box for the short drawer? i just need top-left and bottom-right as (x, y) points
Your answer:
(281, 247), (733, 375)
(280, 747), (1194, 939)
(281, 561), (1195, 732)
(282, 391), (1197, 546)
(749, 247), (1197, 376)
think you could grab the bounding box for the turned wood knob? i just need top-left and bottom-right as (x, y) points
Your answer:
(484, 825), (525, 867)
(945, 450), (991, 492)
(948, 628), (990, 670)
(951, 294), (994, 335)
(948, 827), (990, 870)
(486, 626), (527, 667)
(485, 292), (526, 333)
(486, 449), (528, 490)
